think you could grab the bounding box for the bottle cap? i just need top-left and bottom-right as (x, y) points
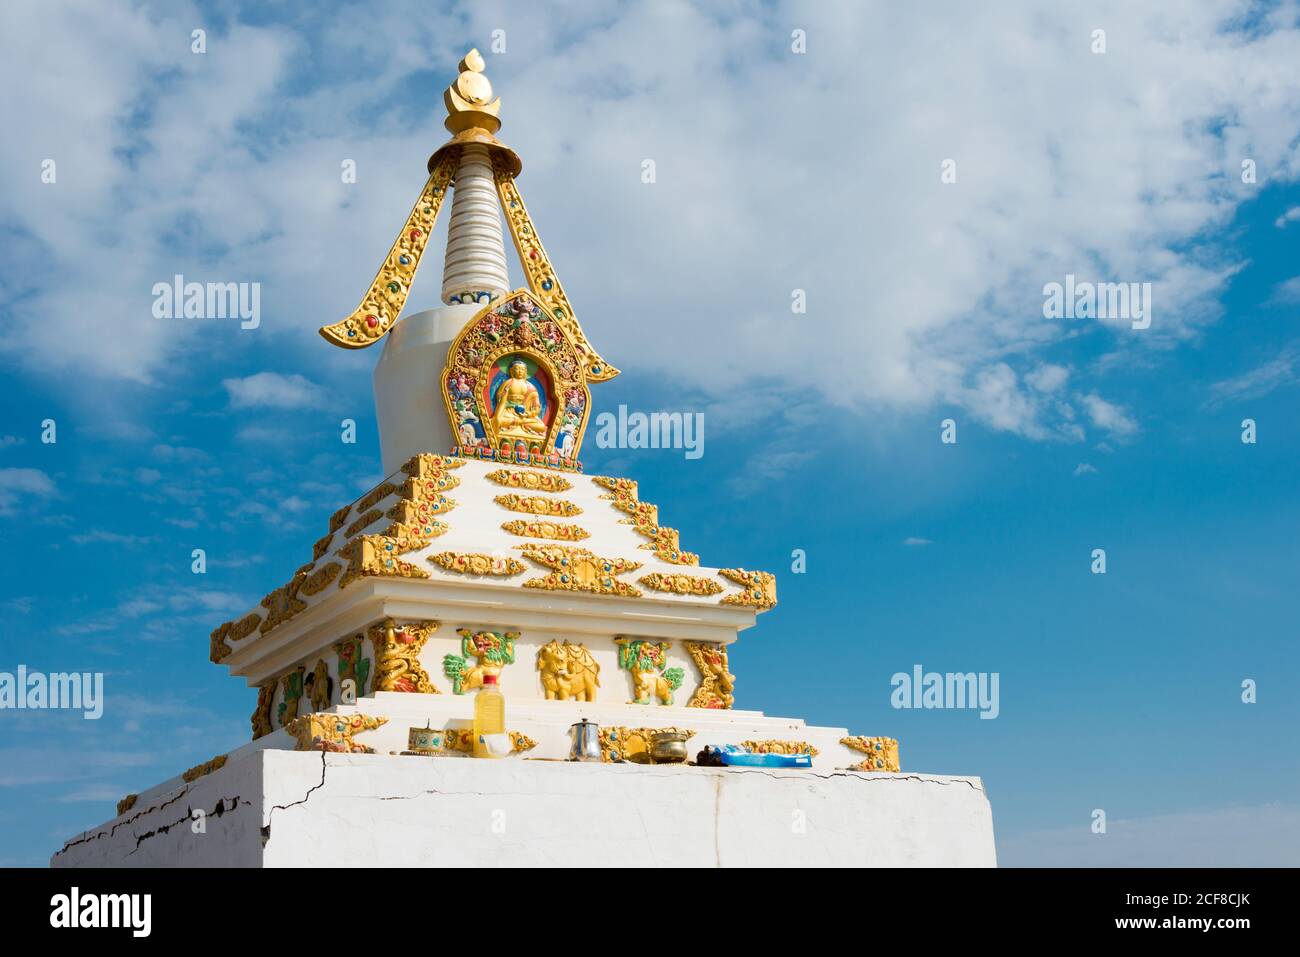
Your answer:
(482, 673), (498, 686)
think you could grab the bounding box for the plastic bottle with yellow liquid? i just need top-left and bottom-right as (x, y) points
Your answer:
(473, 673), (506, 758)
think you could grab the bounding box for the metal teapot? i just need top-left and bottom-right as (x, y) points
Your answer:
(568, 719), (602, 762)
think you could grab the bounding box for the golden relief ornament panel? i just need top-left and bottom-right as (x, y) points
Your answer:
(718, 568), (778, 611)
(318, 154), (458, 349)
(841, 736), (901, 772)
(500, 518), (590, 541)
(345, 508), (384, 538)
(429, 551), (527, 576)
(484, 467), (573, 492)
(182, 754), (229, 783)
(517, 544), (642, 596)
(640, 572), (724, 597)
(494, 493), (582, 516)
(440, 729), (536, 755)
(338, 535), (430, 589)
(592, 475), (699, 565)
(738, 740), (819, 756)
(286, 713), (389, 753)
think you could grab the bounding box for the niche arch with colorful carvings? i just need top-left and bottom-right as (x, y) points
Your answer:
(442, 290), (591, 465)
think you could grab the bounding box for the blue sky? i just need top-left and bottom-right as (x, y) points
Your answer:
(2, 0), (1299, 866)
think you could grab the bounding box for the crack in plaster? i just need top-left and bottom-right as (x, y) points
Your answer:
(54, 788), (191, 856)
(262, 749), (329, 846)
(126, 796), (244, 855)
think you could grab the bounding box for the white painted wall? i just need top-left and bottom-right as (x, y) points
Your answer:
(52, 750), (997, 867)
(373, 304), (482, 474)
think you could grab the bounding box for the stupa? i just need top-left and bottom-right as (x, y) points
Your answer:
(52, 51), (996, 867)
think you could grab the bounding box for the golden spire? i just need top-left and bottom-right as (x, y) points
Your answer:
(444, 48), (501, 134)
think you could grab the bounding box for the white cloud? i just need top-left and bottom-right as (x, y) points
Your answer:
(902, 536), (933, 546)
(1275, 206), (1300, 228)
(2, 1), (1299, 444)
(68, 529), (155, 546)
(1026, 364), (1070, 393)
(1080, 392), (1139, 435)
(0, 467), (57, 515)
(1272, 275), (1300, 303)
(1206, 344), (1300, 406)
(223, 372), (327, 410)
(1073, 462), (1098, 476)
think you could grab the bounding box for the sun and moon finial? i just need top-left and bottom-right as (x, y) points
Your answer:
(444, 48), (502, 134)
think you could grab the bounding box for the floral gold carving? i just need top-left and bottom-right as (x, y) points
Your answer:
(485, 468), (573, 492)
(285, 713), (389, 753)
(440, 729), (536, 755)
(718, 568), (778, 611)
(356, 482), (398, 513)
(841, 736), (901, 772)
(429, 551), (527, 577)
(591, 475), (699, 565)
(639, 572), (724, 597)
(500, 518), (589, 541)
(684, 641), (734, 709)
(345, 508), (384, 538)
(494, 493), (582, 516)
(738, 740), (818, 756)
(182, 754), (229, 783)
(518, 544), (642, 596)
(338, 535), (431, 589)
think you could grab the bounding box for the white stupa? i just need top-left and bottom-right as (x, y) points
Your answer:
(52, 51), (995, 867)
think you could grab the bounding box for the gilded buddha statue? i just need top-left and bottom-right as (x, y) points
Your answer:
(492, 360), (548, 441)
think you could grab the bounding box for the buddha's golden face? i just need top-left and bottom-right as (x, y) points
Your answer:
(510, 362), (527, 379)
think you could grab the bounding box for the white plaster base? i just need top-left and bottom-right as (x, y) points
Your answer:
(52, 750), (996, 867)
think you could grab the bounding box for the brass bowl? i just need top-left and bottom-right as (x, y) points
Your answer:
(650, 731), (690, 764)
